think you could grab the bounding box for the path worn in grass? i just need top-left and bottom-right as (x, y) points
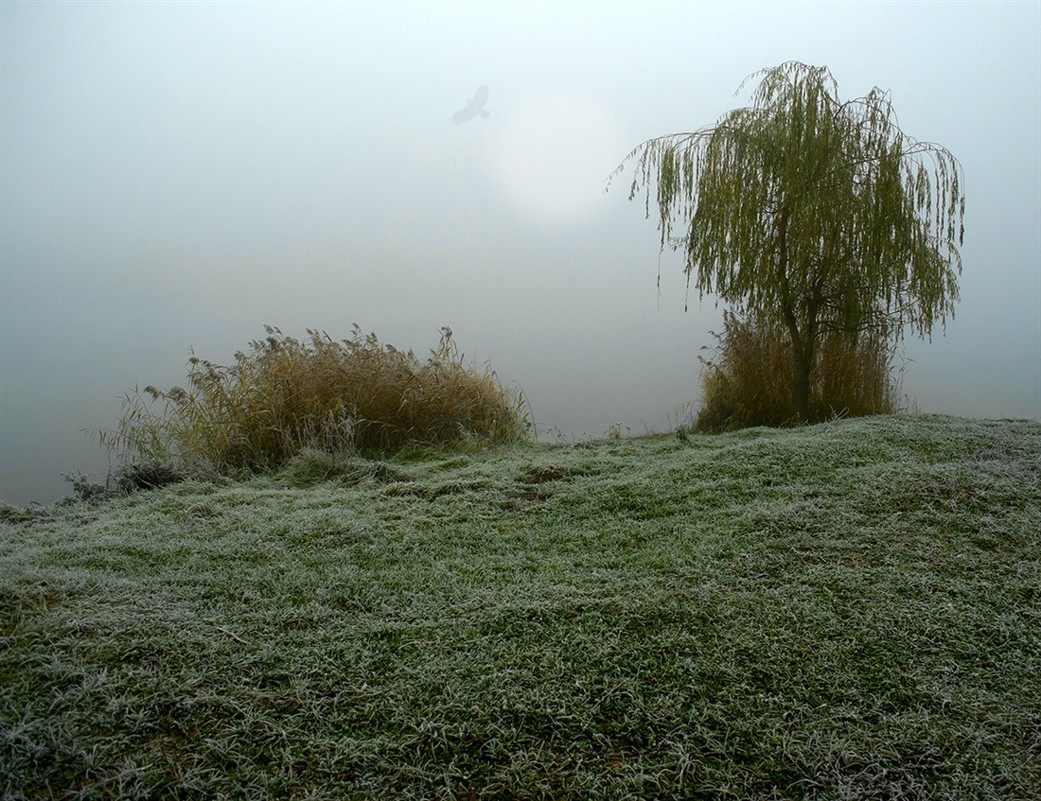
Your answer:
(2, 414), (1039, 799)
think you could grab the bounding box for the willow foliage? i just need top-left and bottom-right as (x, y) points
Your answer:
(614, 62), (965, 420)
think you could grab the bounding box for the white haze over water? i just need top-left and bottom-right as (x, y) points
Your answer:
(1, 1), (1039, 506)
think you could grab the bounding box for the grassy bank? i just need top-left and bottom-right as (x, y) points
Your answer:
(2, 414), (1039, 800)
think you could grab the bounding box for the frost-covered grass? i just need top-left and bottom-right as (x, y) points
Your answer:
(2, 414), (1039, 800)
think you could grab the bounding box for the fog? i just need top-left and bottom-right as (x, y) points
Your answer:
(2, 1), (1038, 507)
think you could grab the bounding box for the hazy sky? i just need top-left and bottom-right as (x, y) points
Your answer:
(2, 0), (1039, 506)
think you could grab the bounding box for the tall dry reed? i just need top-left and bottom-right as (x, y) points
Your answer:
(97, 325), (531, 472)
(695, 310), (897, 432)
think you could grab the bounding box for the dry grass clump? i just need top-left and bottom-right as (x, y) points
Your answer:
(98, 325), (531, 473)
(696, 310), (897, 432)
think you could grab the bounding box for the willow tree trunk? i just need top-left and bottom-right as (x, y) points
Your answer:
(775, 206), (815, 424)
(782, 301), (815, 424)
(791, 345), (813, 424)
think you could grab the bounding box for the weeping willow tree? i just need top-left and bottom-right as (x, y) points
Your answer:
(614, 62), (965, 422)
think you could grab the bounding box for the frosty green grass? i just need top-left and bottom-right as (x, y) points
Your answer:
(2, 414), (1039, 799)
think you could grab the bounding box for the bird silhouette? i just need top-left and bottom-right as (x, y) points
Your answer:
(451, 85), (490, 125)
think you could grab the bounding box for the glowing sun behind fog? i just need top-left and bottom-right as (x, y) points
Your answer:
(490, 88), (625, 228)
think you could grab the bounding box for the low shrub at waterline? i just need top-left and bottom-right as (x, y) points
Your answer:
(97, 324), (531, 473)
(696, 309), (898, 432)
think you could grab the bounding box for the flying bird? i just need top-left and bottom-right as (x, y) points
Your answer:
(451, 85), (490, 125)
